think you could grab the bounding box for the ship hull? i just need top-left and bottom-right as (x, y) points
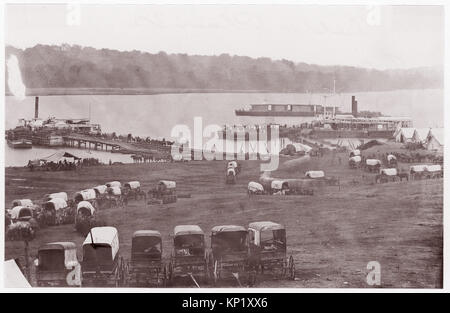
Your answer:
(235, 110), (315, 117)
(7, 139), (33, 149)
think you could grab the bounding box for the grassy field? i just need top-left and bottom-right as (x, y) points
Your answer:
(4, 152), (443, 288)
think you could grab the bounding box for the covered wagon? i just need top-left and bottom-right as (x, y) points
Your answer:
(247, 221), (294, 280)
(387, 154), (397, 167)
(105, 186), (123, 208)
(106, 181), (122, 188)
(128, 230), (165, 287)
(81, 226), (126, 287)
(93, 185), (108, 206)
(349, 149), (361, 157)
(271, 180), (289, 195)
(43, 198), (68, 226)
(226, 168), (237, 184)
(305, 170), (325, 179)
(248, 182), (264, 195)
(124, 181), (141, 191)
(424, 164), (443, 179)
(365, 159), (382, 173)
(43, 192), (68, 202)
(11, 199), (33, 209)
(148, 180), (177, 204)
(168, 225), (208, 285)
(410, 165), (427, 180)
(9, 206), (34, 222)
(75, 201), (98, 235)
(376, 168), (398, 183)
(74, 189), (97, 204)
(35, 242), (81, 287)
(124, 181), (144, 201)
(210, 225), (250, 285)
(93, 185), (108, 197)
(227, 161), (240, 174)
(348, 155), (361, 169)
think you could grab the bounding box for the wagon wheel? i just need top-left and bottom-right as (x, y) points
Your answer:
(288, 256), (295, 280)
(213, 260), (219, 285)
(167, 261), (173, 286)
(204, 258), (210, 284)
(282, 258), (288, 277)
(161, 265), (167, 287)
(121, 260), (129, 287)
(248, 269), (257, 286)
(114, 266), (120, 287)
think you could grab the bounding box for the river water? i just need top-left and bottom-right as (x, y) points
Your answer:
(4, 89), (444, 167)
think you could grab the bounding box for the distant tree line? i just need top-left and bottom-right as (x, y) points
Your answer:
(5, 44), (443, 93)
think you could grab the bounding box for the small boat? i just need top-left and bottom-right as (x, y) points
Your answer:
(7, 139), (32, 149)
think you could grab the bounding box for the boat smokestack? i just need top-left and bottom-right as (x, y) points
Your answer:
(351, 96), (358, 118)
(34, 96), (39, 119)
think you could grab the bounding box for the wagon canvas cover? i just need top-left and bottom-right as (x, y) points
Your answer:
(108, 186), (122, 195)
(248, 181), (264, 192)
(83, 227), (120, 260)
(12, 199), (33, 208)
(75, 189), (96, 201)
(159, 180), (176, 188)
(45, 198), (68, 211)
(77, 201), (95, 215)
(410, 165), (427, 172)
(125, 181), (140, 189)
(10, 206), (33, 220)
(426, 165), (442, 172)
(94, 185), (108, 194)
(46, 192), (68, 202)
(381, 168), (397, 176)
(271, 180), (287, 190)
(349, 156), (361, 163)
(305, 170), (325, 178)
(387, 154), (397, 161)
(106, 181), (121, 188)
(366, 159), (381, 166)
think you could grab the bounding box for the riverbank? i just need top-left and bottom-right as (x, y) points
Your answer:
(6, 87), (275, 96)
(4, 145), (134, 167)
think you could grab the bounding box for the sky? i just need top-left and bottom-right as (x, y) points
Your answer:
(5, 4), (445, 70)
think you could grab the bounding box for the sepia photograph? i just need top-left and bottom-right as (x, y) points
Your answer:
(1, 2), (446, 293)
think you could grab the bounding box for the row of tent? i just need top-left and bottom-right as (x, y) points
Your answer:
(394, 127), (444, 152)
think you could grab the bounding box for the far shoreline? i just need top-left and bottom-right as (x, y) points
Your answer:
(4, 87), (443, 97)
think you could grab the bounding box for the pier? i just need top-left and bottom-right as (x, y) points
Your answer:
(63, 134), (121, 152)
(62, 134), (171, 159)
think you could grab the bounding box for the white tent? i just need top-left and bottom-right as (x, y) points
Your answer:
(394, 128), (415, 143)
(4, 259), (32, 288)
(412, 128), (431, 144)
(426, 128), (444, 152)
